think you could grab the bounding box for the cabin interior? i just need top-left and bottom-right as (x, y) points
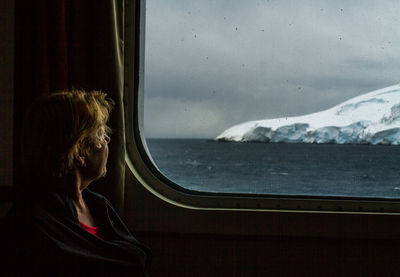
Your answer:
(1, 1), (400, 276)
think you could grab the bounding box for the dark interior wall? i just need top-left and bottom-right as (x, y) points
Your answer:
(0, 0), (14, 188)
(137, 232), (400, 277)
(126, 165), (400, 277)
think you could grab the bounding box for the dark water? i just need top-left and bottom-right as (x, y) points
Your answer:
(145, 139), (400, 198)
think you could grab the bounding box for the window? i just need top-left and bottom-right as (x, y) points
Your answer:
(131, 0), (400, 212)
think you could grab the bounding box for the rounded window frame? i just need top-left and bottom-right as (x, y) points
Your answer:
(123, 0), (400, 214)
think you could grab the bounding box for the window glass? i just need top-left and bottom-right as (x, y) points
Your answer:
(143, 0), (400, 198)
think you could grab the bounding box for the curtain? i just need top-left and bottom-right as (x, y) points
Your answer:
(14, 0), (126, 215)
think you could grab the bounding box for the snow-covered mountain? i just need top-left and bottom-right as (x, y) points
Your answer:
(216, 84), (400, 145)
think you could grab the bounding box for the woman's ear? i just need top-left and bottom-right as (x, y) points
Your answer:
(74, 155), (86, 168)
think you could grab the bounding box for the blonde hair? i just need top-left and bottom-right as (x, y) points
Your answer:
(21, 90), (114, 178)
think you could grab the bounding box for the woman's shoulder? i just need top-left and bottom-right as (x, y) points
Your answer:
(83, 188), (119, 213)
(83, 188), (108, 203)
(83, 188), (113, 210)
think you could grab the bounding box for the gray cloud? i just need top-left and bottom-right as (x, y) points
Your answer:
(144, 0), (400, 138)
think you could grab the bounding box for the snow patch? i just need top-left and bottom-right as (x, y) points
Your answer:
(216, 84), (400, 145)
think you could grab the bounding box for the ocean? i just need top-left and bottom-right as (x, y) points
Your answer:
(145, 139), (400, 199)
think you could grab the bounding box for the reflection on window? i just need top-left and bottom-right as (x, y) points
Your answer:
(143, 0), (400, 198)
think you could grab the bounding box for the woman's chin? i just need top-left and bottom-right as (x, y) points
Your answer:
(93, 169), (107, 181)
(99, 168), (107, 178)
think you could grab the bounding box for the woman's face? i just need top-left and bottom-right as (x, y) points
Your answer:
(84, 127), (110, 181)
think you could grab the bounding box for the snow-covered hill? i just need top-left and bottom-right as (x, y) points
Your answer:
(216, 84), (400, 145)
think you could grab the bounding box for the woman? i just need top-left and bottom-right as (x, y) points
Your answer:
(2, 90), (151, 276)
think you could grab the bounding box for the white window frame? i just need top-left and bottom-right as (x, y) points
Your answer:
(123, 0), (400, 214)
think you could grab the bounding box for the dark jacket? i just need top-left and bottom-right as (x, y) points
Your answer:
(1, 188), (151, 276)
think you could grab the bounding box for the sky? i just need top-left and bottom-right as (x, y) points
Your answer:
(143, 0), (400, 138)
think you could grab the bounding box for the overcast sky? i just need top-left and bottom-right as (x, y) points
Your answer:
(143, 0), (400, 138)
